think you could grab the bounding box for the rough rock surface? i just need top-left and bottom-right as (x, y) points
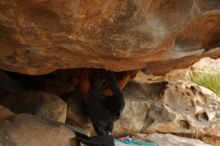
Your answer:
(0, 91), (67, 123)
(0, 114), (76, 146)
(0, 0), (220, 74)
(113, 80), (220, 145)
(133, 133), (211, 146)
(114, 81), (168, 135)
(202, 137), (220, 146)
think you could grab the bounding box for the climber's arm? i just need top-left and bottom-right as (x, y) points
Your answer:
(79, 69), (91, 104)
(89, 75), (104, 100)
(106, 71), (123, 97)
(102, 71), (137, 95)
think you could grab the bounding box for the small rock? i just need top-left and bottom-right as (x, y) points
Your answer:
(0, 114), (76, 146)
(0, 91), (67, 123)
(0, 105), (15, 121)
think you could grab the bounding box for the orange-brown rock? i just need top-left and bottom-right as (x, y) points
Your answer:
(0, 105), (15, 121)
(0, 0), (220, 75)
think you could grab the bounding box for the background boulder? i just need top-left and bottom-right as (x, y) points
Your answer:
(0, 114), (76, 146)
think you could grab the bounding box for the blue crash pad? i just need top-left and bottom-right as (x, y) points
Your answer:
(114, 137), (157, 146)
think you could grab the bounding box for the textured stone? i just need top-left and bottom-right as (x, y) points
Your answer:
(0, 1), (220, 74)
(133, 133), (211, 146)
(113, 80), (220, 143)
(0, 91), (67, 123)
(114, 81), (167, 135)
(0, 114), (76, 146)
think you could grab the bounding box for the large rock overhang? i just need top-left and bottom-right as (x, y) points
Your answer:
(0, 0), (220, 75)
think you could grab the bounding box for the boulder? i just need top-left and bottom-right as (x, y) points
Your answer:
(0, 114), (76, 146)
(191, 57), (220, 73)
(0, 91), (67, 123)
(114, 81), (168, 135)
(141, 81), (220, 137)
(0, 1), (220, 74)
(113, 80), (220, 145)
(164, 57), (220, 82)
(133, 133), (211, 146)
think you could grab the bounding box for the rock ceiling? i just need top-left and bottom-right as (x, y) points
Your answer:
(0, 0), (220, 75)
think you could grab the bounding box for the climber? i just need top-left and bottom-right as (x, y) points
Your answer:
(87, 71), (125, 135)
(79, 69), (137, 135)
